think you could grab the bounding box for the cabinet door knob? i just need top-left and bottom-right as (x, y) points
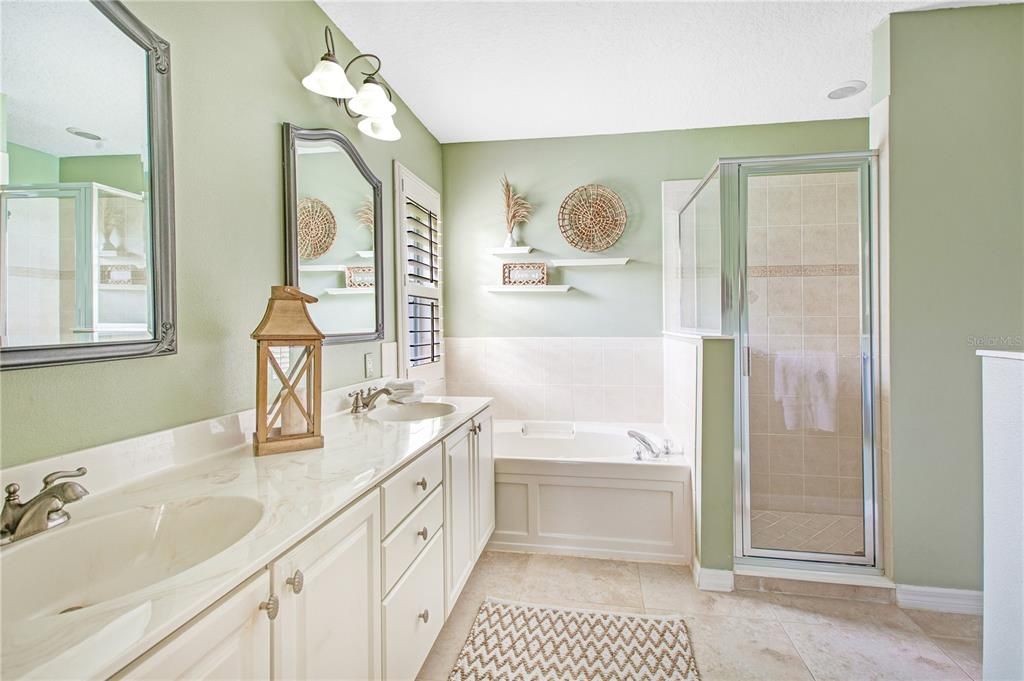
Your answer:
(286, 569), (304, 594)
(417, 526), (429, 540)
(418, 609), (430, 623)
(472, 423), (482, 434)
(259, 594), (279, 621)
(415, 477), (428, 491)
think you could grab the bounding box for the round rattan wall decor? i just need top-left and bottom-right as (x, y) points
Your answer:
(557, 184), (627, 252)
(297, 197), (337, 259)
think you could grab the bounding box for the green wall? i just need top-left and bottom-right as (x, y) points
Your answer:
(696, 338), (735, 571)
(0, 1), (442, 467)
(885, 4), (1024, 590)
(60, 154), (146, 194)
(8, 142), (59, 185)
(441, 119), (868, 338)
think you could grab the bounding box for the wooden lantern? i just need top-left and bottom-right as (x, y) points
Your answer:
(251, 286), (325, 456)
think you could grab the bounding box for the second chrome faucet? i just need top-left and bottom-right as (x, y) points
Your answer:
(0, 467), (90, 546)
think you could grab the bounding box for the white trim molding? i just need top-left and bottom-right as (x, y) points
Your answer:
(734, 560), (894, 589)
(895, 585), (983, 615)
(692, 556), (734, 592)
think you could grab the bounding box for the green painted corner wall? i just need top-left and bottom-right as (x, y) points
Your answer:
(440, 119), (868, 338)
(887, 4), (1024, 590)
(0, 0), (441, 467)
(8, 142), (59, 185)
(60, 154), (146, 194)
(697, 338), (735, 571)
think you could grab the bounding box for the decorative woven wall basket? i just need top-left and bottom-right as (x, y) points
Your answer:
(297, 197), (337, 259)
(557, 184), (627, 252)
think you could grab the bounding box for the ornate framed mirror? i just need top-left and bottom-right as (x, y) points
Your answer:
(0, 0), (176, 370)
(282, 123), (384, 344)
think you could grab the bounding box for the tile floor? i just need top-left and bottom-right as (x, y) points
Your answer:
(750, 510), (866, 555)
(418, 551), (981, 681)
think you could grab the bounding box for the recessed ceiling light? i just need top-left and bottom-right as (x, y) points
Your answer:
(66, 127), (103, 141)
(827, 80), (867, 100)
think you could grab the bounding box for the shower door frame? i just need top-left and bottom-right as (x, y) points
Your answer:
(728, 151), (881, 568)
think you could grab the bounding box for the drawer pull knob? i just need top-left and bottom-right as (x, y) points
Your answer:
(415, 477), (428, 491)
(418, 609), (430, 623)
(259, 595), (279, 621)
(417, 526), (429, 540)
(286, 569), (304, 594)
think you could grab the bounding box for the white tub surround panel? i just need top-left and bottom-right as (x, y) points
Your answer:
(663, 333), (700, 461)
(445, 336), (664, 423)
(489, 421), (691, 563)
(979, 350), (1024, 679)
(0, 394), (492, 681)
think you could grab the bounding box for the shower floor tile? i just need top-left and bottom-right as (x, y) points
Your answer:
(750, 509), (865, 555)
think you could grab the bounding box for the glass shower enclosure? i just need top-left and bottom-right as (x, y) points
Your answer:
(674, 152), (879, 567)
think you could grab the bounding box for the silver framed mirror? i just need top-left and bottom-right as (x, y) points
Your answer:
(0, 0), (176, 370)
(283, 123), (384, 344)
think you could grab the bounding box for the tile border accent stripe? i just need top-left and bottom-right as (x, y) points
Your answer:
(747, 265), (859, 278)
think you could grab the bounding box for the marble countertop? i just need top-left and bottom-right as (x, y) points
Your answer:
(0, 396), (491, 680)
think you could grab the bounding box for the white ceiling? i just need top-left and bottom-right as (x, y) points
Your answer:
(320, 1), (930, 143)
(1, 0), (147, 158)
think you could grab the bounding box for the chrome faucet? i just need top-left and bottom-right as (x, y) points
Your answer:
(348, 386), (393, 414)
(627, 431), (674, 460)
(1, 467), (90, 546)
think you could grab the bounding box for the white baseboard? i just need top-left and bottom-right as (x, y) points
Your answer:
(693, 556), (734, 592)
(896, 584), (983, 615)
(487, 540), (688, 565)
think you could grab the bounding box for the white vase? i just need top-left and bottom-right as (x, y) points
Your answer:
(503, 225), (521, 248)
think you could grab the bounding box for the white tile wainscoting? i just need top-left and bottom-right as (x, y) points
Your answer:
(444, 337), (663, 423)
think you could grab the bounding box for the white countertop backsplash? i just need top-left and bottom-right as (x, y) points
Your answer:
(0, 385), (491, 680)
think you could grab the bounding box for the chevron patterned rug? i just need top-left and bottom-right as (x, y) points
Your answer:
(448, 598), (701, 680)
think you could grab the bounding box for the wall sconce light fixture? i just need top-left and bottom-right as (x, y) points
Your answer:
(301, 27), (402, 142)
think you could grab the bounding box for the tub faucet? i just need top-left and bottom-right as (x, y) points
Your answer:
(1, 467), (90, 546)
(628, 430), (660, 460)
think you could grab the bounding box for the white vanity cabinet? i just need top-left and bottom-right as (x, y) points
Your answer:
(274, 491), (382, 681)
(116, 572), (272, 680)
(444, 408), (495, 612)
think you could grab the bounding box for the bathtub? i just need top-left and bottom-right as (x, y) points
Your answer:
(490, 421), (692, 564)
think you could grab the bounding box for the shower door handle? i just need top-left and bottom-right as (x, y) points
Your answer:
(742, 346), (751, 377)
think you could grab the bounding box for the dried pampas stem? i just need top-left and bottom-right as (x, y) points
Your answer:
(356, 198), (374, 230)
(501, 175), (532, 235)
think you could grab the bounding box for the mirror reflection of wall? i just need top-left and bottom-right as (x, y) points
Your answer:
(1, 0), (153, 348)
(294, 138), (376, 337)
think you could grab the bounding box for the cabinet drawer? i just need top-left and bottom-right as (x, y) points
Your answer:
(382, 442), (442, 534)
(382, 485), (443, 595)
(383, 531), (445, 681)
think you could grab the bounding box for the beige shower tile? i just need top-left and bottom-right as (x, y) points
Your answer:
(770, 334), (802, 354)
(748, 190), (768, 228)
(837, 182), (860, 223)
(838, 437), (864, 477)
(804, 436), (838, 475)
(838, 334), (861, 356)
(750, 355), (770, 395)
(771, 474), (804, 512)
(747, 277), (767, 318)
(770, 316), (803, 336)
(804, 475), (840, 514)
(804, 315), (837, 336)
(805, 335), (838, 354)
(520, 554), (643, 609)
(803, 224), (838, 264)
(838, 275), (860, 316)
(770, 436), (803, 474)
(801, 172), (838, 186)
(768, 226), (803, 265)
(838, 223), (861, 264)
(838, 315), (860, 335)
(930, 637), (982, 680)
(768, 276), (802, 316)
(782, 621), (970, 681)
(835, 171), (859, 185)
(749, 398), (771, 434)
(638, 564), (778, 620)
(684, 615), (814, 681)
(903, 610), (982, 639)
(837, 357), (862, 397)
(837, 398), (862, 436)
(804, 276), (838, 316)
(750, 434), (771, 472)
(802, 184), (838, 225)
(767, 174), (802, 188)
(768, 186), (802, 226)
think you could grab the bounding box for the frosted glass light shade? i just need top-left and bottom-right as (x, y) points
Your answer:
(301, 58), (356, 99)
(348, 82), (397, 118)
(358, 115), (401, 141)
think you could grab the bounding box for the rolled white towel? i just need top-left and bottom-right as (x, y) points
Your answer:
(389, 392), (424, 405)
(385, 379), (425, 394)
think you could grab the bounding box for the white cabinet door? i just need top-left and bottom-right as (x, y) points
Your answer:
(444, 422), (475, 613)
(117, 572), (271, 680)
(473, 409), (495, 557)
(274, 491), (382, 681)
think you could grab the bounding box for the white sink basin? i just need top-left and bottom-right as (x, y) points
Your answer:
(368, 401), (457, 423)
(1, 495), (263, 622)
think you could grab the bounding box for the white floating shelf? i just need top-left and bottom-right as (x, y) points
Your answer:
(484, 285), (572, 293)
(486, 246), (534, 255)
(323, 288), (374, 295)
(356, 251), (374, 259)
(98, 283), (147, 291)
(300, 264), (347, 272)
(550, 257), (630, 267)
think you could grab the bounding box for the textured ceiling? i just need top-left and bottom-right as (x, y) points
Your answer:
(1, 0), (147, 158)
(319, 1), (925, 143)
